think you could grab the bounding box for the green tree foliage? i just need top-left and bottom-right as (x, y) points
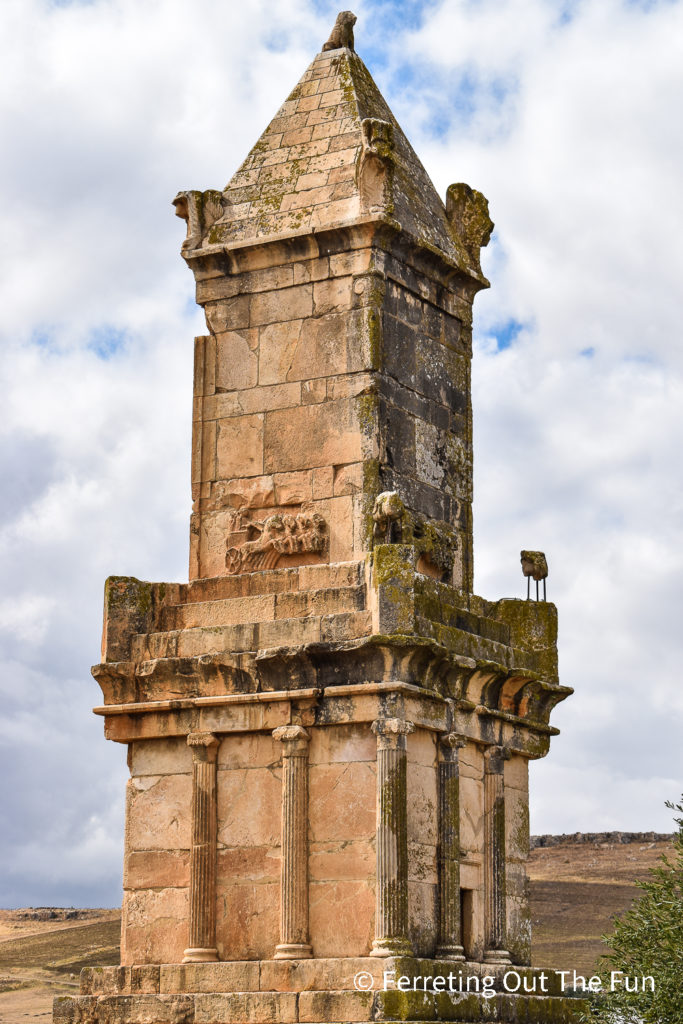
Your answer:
(581, 797), (683, 1024)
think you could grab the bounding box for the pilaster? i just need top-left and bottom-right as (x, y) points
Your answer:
(273, 725), (312, 959)
(370, 717), (414, 957)
(183, 732), (219, 963)
(436, 732), (467, 960)
(483, 745), (511, 964)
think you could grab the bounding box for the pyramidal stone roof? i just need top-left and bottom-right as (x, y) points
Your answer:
(208, 46), (466, 269)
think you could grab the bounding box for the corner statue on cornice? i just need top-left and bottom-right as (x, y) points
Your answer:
(322, 10), (357, 52)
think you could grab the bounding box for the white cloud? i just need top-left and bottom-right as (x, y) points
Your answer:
(0, 0), (681, 908)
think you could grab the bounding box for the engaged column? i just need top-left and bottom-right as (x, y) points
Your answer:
(183, 731), (219, 964)
(370, 717), (414, 957)
(436, 732), (466, 960)
(484, 745), (511, 964)
(273, 725), (312, 959)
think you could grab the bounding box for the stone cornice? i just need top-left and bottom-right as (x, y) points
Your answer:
(91, 635), (571, 752)
(182, 215), (488, 298)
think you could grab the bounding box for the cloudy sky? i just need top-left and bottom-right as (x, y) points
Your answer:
(1, 0), (681, 908)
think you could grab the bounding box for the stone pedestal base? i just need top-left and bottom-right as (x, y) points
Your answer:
(274, 942), (313, 960)
(55, 957), (588, 1023)
(434, 943), (466, 961)
(484, 948), (512, 964)
(181, 946), (219, 963)
(370, 938), (414, 957)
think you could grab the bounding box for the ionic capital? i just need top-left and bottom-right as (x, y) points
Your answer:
(371, 718), (415, 750)
(273, 725), (310, 755)
(187, 732), (219, 762)
(439, 732), (467, 759)
(484, 745), (510, 775)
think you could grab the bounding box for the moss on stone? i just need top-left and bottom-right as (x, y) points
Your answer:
(372, 544), (415, 587)
(104, 576), (153, 619)
(510, 800), (530, 861)
(375, 988), (436, 1021)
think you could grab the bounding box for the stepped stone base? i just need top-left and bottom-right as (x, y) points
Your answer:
(55, 959), (586, 1023)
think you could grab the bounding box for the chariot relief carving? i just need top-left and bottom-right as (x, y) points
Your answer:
(225, 509), (328, 574)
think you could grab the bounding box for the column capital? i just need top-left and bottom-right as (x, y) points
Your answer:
(187, 732), (219, 761)
(439, 732), (467, 756)
(371, 718), (414, 749)
(484, 745), (510, 774)
(273, 725), (310, 755)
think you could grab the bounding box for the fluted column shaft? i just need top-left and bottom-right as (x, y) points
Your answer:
(437, 732), (466, 960)
(273, 726), (312, 959)
(484, 745), (511, 963)
(370, 718), (414, 957)
(183, 732), (219, 963)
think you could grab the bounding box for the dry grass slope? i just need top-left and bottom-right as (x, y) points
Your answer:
(528, 835), (673, 974)
(0, 910), (119, 1022)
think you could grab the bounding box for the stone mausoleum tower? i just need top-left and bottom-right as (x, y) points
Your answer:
(56, 13), (581, 1024)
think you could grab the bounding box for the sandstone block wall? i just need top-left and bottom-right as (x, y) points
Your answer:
(120, 721), (531, 965)
(190, 233), (474, 590)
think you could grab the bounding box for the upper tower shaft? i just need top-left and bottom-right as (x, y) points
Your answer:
(174, 45), (493, 590)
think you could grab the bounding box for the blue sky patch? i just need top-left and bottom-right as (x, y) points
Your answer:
(87, 325), (128, 360)
(489, 317), (526, 351)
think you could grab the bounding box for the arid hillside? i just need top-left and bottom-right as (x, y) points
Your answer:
(0, 833), (673, 1021)
(528, 832), (673, 974)
(0, 908), (119, 1022)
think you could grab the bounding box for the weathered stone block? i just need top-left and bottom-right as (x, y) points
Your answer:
(159, 961), (259, 994)
(257, 615), (322, 647)
(121, 888), (189, 966)
(126, 774), (191, 852)
(374, 987), (437, 1021)
(408, 878), (438, 955)
(217, 731), (278, 770)
(299, 989), (373, 1023)
(309, 760), (376, 841)
(250, 285), (313, 326)
(130, 966), (160, 994)
(258, 320), (303, 386)
(217, 844), (280, 883)
(193, 991), (297, 1024)
(407, 762), (438, 846)
(216, 413), (264, 479)
(308, 721), (376, 764)
(214, 331), (259, 395)
(130, 738), (192, 778)
(217, 766), (281, 847)
(308, 878), (375, 957)
(124, 850), (190, 890)
(215, 881), (279, 960)
(91, 994), (194, 1023)
(264, 399), (362, 472)
(309, 838), (375, 880)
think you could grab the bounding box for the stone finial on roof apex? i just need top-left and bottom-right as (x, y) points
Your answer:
(322, 10), (356, 52)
